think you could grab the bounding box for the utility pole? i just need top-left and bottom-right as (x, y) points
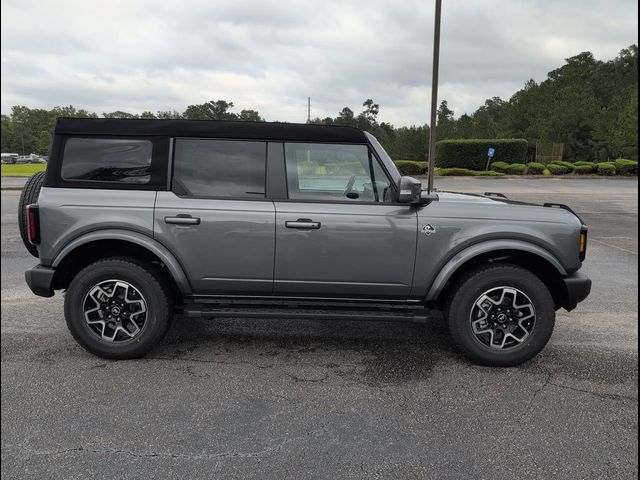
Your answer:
(307, 97), (311, 123)
(426, 0), (442, 195)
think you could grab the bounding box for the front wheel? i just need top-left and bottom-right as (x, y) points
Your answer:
(445, 264), (555, 367)
(64, 257), (173, 359)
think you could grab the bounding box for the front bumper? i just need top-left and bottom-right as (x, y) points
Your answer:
(25, 264), (55, 298)
(561, 271), (592, 311)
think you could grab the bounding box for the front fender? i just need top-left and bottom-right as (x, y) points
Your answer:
(424, 239), (567, 302)
(51, 229), (192, 294)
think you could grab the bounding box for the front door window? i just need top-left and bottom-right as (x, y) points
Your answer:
(284, 143), (393, 202)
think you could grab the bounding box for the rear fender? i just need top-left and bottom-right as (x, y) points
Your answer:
(51, 229), (192, 294)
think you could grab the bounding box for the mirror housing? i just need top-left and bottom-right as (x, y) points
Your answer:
(397, 176), (423, 204)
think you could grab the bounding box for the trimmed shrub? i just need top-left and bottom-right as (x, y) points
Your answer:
(476, 170), (505, 177)
(490, 161), (510, 173)
(574, 165), (596, 175)
(615, 159), (638, 176)
(543, 169), (551, 175)
(506, 163), (527, 175)
(573, 161), (597, 172)
(547, 164), (569, 175)
(394, 160), (427, 176)
(437, 168), (479, 176)
(597, 162), (616, 176)
(550, 160), (576, 172)
(436, 139), (528, 170)
(526, 162), (546, 175)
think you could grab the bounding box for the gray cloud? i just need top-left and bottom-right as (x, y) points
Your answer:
(1, 0), (637, 125)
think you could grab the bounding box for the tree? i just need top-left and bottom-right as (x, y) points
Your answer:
(156, 110), (183, 119)
(436, 100), (456, 139)
(182, 100), (236, 120)
(334, 107), (356, 127)
(237, 109), (264, 122)
(102, 111), (139, 118)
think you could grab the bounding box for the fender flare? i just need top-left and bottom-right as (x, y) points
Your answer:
(51, 229), (192, 294)
(425, 239), (567, 302)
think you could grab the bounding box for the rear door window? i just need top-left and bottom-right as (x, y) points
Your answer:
(62, 138), (153, 184)
(172, 139), (267, 198)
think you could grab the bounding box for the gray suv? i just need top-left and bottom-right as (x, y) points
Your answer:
(22, 118), (591, 366)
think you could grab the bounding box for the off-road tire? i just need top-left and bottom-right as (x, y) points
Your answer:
(445, 263), (555, 367)
(64, 257), (173, 359)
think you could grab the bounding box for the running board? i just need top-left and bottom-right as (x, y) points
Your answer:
(182, 300), (432, 323)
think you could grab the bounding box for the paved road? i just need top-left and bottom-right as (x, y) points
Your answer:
(1, 179), (638, 479)
(1, 176), (29, 189)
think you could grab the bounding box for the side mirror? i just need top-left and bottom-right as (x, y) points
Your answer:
(397, 176), (422, 204)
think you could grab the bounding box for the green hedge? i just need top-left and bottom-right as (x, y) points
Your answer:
(437, 167), (503, 177)
(547, 164), (569, 175)
(490, 161), (510, 173)
(574, 165), (595, 175)
(550, 160), (575, 172)
(615, 159), (638, 176)
(573, 161), (597, 172)
(597, 162), (616, 175)
(394, 160), (427, 176)
(436, 139), (528, 170)
(526, 162), (546, 175)
(437, 167), (477, 176)
(506, 163), (527, 175)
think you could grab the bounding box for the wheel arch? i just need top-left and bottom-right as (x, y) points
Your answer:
(426, 240), (569, 310)
(51, 230), (192, 296)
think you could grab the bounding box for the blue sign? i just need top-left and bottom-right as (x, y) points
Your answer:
(488, 148), (495, 158)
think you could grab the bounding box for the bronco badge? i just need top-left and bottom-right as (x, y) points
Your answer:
(421, 224), (436, 236)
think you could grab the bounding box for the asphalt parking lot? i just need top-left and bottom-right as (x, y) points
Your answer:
(1, 178), (638, 479)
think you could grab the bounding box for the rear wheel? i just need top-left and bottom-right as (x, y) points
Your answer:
(18, 171), (45, 257)
(64, 257), (173, 359)
(445, 264), (555, 367)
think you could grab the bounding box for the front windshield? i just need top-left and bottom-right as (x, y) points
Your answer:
(364, 132), (401, 183)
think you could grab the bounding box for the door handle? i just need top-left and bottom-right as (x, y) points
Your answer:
(285, 218), (321, 230)
(164, 214), (201, 225)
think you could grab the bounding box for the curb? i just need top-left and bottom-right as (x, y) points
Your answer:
(1, 186), (25, 191)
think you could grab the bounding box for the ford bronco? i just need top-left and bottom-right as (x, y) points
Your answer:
(21, 118), (591, 366)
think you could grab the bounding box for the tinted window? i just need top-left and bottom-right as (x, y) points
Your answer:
(62, 138), (152, 184)
(284, 143), (392, 202)
(173, 139), (266, 198)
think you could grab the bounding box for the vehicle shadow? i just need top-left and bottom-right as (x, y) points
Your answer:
(153, 315), (457, 385)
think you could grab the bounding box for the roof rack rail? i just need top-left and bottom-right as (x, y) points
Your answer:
(484, 192), (508, 199)
(543, 203), (584, 224)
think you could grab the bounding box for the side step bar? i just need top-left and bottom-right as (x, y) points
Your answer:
(182, 300), (432, 323)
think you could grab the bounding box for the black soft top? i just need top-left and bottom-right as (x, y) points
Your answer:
(54, 117), (367, 143)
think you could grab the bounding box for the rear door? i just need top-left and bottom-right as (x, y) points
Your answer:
(154, 138), (275, 295)
(273, 143), (417, 298)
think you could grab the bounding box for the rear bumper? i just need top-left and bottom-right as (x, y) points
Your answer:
(25, 265), (55, 298)
(561, 271), (592, 311)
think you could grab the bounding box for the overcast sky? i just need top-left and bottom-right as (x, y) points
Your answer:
(1, 0), (637, 126)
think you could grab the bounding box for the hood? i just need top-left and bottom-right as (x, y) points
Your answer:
(424, 191), (583, 227)
(435, 191), (538, 207)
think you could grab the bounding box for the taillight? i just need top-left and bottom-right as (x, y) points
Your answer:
(26, 204), (40, 245)
(579, 227), (588, 261)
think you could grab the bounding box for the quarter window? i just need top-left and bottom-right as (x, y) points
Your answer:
(284, 143), (392, 202)
(62, 138), (152, 184)
(173, 139), (267, 198)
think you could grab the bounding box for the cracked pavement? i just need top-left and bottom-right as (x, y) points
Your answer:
(1, 179), (638, 479)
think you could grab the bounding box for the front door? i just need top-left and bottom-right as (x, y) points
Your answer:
(273, 142), (417, 298)
(154, 138), (275, 295)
